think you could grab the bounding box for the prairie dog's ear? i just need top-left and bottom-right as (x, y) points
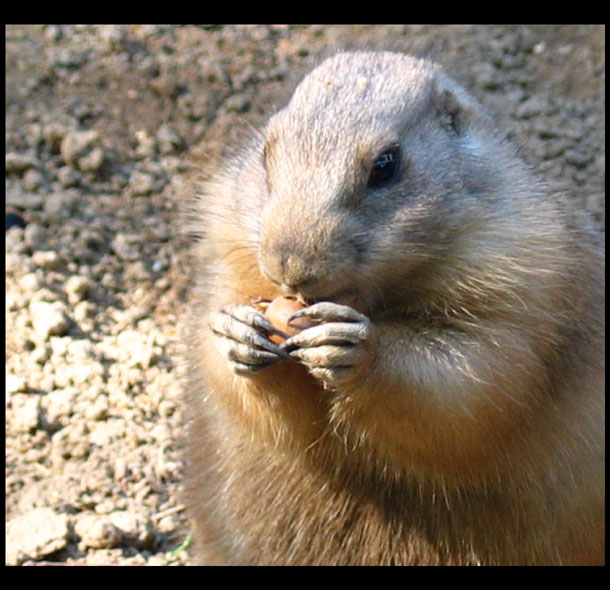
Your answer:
(433, 74), (492, 135)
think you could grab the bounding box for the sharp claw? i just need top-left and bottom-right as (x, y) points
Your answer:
(250, 356), (285, 371)
(280, 338), (297, 353)
(288, 301), (368, 324)
(233, 358), (280, 375)
(252, 314), (289, 338)
(288, 349), (303, 361)
(252, 334), (290, 358)
(288, 308), (308, 322)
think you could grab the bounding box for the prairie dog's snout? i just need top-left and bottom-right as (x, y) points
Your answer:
(259, 114), (367, 301)
(259, 203), (362, 301)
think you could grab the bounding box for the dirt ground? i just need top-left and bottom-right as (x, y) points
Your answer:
(5, 25), (604, 565)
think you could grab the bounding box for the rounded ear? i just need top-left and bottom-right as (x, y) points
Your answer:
(433, 75), (491, 135)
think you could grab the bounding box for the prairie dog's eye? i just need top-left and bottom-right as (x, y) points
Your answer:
(367, 144), (401, 188)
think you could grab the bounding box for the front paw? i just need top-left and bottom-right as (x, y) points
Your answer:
(282, 302), (373, 387)
(209, 303), (290, 376)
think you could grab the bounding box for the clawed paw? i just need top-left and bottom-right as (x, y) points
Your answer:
(210, 300), (373, 385)
(209, 304), (289, 375)
(281, 302), (372, 385)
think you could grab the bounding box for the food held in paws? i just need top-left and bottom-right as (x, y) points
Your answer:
(263, 295), (314, 344)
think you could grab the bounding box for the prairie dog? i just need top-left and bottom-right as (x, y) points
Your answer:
(183, 52), (604, 565)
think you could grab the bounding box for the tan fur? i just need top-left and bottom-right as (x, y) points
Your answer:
(183, 52), (604, 565)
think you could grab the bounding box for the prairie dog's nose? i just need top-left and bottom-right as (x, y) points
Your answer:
(260, 248), (319, 294)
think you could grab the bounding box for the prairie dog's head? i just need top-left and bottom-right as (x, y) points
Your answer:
(258, 52), (513, 311)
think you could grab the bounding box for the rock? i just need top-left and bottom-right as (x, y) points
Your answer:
(108, 511), (155, 548)
(224, 93), (252, 113)
(44, 191), (79, 220)
(60, 130), (101, 170)
(78, 147), (105, 172)
(50, 47), (89, 68)
(515, 94), (548, 119)
(30, 300), (70, 340)
(73, 300), (96, 325)
(5, 186), (44, 210)
(32, 250), (61, 270)
(22, 168), (46, 190)
(84, 394), (109, 421)
(99, 25), (127, 49)
(23, 222), (48, 249)
(6, 507), (69, 564)
(134, 129), (158, 158)
(19, 272), (42, 293)
(24, 122), (44, 148)
(30, 343), (51, 365)
(156, 124), (184, 154)
(125, 260), (152, 282)
(56, 165), (81, 187)
(7, 394), (41, 433)
(43, 388), (78, 430)
(129, 170), (156, 195)
(42, 122), (69, 153)
(75, 514), (120, 549)
(6, 374), (27, 395)
(564, 149), (593, 169)
(44, 24), (63, 42)
(111, 233), (140, 260)
(6, 152), (37, 174)
(117, 329), (155, 368)
(64, 275), (92, 304)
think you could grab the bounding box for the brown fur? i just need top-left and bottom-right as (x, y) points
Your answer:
(183, 52), (604, 565)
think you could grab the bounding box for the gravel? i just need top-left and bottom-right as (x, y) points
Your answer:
(5, 24), (604, 566)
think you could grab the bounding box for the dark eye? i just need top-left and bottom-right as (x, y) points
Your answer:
(367, 144), (401, 188)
